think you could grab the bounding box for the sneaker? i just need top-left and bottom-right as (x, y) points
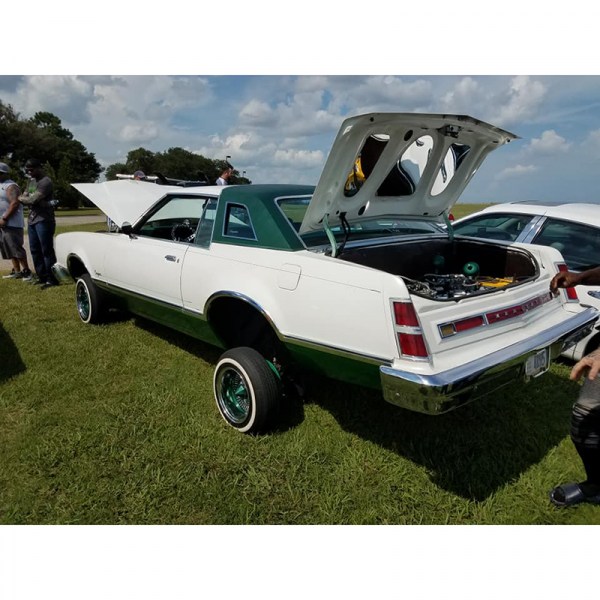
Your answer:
(14, 269), (31, 280)
(23, 274), (38, 283)
(2, 269), (17, 279)
(40, 281), (59, 290)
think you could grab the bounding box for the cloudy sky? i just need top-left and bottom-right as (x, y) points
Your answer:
(2, 74), (600, 204)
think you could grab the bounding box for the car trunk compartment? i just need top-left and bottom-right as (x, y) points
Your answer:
(339, 238), (537, 300)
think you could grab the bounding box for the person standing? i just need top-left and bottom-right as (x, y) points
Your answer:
(0, 162), (32, 279)
(216, 166), (233, 186)
(18, 158), (58, 289)
(550, 265), (600, 507)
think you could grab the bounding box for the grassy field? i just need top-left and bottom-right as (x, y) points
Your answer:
(1, 206), (599, 524)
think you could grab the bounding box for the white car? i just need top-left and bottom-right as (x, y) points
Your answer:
(452, 202), (600, 359)
(52, 113), (598, 434)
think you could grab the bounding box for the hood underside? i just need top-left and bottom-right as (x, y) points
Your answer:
(72, 180), (221, 228)
(299, 113), (518, 235)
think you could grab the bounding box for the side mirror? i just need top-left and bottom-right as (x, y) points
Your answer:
(121, 222), (136, 238)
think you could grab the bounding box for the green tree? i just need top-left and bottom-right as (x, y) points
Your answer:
(0, 100), (102, 208)
(105, 146), (251, 185)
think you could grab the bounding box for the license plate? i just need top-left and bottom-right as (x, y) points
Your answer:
(525, 348), (549, 378)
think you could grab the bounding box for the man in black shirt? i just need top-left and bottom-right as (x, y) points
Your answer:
(19, 158), (58, 289)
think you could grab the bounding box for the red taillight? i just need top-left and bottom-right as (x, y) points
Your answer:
(398, 333), (428, 357)
(448, 213), (455, 221)
(454, 315), (485, 332)
(393, 301), (429, 358)
(394, 301), (419, 327)
(557, 263), (579, 301)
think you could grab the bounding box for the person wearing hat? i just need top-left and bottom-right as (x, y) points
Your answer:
(0, 162), (32, 280)
(18, 158), (58, 289)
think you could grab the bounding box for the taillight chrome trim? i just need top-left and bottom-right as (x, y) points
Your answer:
(391, 299), (431, 362)
(438, 291), (555, 339)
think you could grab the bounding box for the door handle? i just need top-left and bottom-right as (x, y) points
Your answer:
(165, 255), (177, 262)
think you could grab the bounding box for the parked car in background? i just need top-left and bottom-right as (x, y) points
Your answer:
(452, 202), (600, 359)
(52, 114), (598, 434)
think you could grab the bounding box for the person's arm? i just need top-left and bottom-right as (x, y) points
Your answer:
(0, 183), (20, 227)
(550, 265), (600, 292)
(19, 178), (52, 206)
(571, 348), (600, 381)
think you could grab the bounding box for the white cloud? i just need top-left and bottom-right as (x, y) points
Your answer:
(117, 123), (160, 144)
(491, 76), (547, 126)
(13, 75), (95, 124)
(526, 129), (571, 154)
(496, 164), (538, 179)
(273, 148), (324, 168)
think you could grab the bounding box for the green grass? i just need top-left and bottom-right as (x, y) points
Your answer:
(2, 207), (600, 524)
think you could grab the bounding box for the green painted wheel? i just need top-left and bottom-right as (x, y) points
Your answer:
(213, 347), (281, 434)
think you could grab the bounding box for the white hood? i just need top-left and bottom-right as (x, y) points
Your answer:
(72, 180), (222, 227)
(299, 113), (518, 234)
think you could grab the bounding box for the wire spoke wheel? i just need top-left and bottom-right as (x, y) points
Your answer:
(213, 347), (281, 434)
(217, 368), (251, 424)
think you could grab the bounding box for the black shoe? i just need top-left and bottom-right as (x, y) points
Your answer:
(2, 269), (17, 279)
(14, 268), (32, 279)
(40, 281), (59, 290)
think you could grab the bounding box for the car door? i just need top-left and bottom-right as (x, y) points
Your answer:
(524, 216), (600, 318)
(103, 195), (209, 307)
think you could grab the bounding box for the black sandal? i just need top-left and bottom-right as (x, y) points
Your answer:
(549, 482), (600, 507)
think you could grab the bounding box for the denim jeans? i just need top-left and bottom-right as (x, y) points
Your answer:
(28, 219), (57, 283)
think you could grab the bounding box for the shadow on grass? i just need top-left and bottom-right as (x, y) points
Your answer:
(0, 322), (26, 383)
(123, 315), (576, 500)
(306, 371), (578, 501)
(132, 316), (307, 434)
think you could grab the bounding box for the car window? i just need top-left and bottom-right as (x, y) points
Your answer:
(532, 218), (600, 271)
(277, 197), (310, 231)
(452, 213), (534, 241)
(137, 196), (213, 244)
(223, 203), (257, 240)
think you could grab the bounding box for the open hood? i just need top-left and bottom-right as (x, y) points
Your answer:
(72, 180), (222, 228)
(299, 113), (518, 235)
(72, 180), (172, 227)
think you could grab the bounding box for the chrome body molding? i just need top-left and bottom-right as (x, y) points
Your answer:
(204, 290), (278, 330)
(283, 334), (389, 366)
(380, 307), (599, 415)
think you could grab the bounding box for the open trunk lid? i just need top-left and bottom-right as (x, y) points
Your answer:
(299, 113), (518, 235)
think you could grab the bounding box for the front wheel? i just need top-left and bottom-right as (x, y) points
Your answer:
(213, 347), (281, 434)
(75, 273), (105, 324)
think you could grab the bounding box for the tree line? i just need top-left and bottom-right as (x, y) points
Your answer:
(0, 99), (249, 209)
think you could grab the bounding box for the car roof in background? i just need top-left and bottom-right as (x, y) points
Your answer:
(463, 202), (600, 226)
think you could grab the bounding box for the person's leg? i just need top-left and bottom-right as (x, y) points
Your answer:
(36, 220), (58, 285)
(28, 222), (46, 282)
(571, 394), (600, 495)
(550, 377), (600, 505)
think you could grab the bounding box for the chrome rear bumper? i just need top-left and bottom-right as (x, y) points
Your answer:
(380, 307), (598, 415)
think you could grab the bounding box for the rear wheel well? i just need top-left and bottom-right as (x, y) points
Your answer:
(67, 255), (88, 279)
(207, 297), (282, 360)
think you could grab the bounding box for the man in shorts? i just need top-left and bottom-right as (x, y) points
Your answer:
(0, 162), (31, 279)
